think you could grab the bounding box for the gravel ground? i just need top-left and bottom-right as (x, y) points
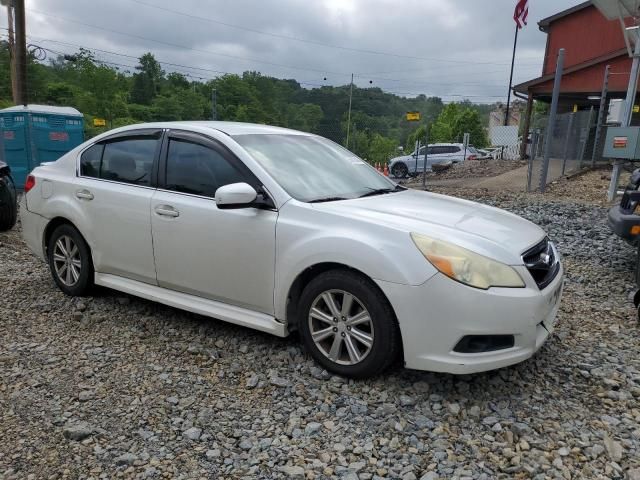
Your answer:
(424, 159), (527, 181)
(2, 177), (640, 480)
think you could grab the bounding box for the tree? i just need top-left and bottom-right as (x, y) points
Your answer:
(130, 53), (164, 105)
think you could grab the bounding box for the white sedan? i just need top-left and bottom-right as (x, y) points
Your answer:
(21, 122), (563, 378)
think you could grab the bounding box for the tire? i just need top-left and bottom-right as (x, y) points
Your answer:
(47, 224), (94, 296)
(391, 163), (408, 179)
(297, 269), (401, 378)
(0, 175), (17, 232)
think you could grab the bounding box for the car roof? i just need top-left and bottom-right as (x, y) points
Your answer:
(111, 121), (309, 136)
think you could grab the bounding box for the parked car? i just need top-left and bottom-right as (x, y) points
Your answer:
(21, 122), (563, 378)
(0, 160), (17, 231)
(608, 168), (640, 246)
(389, 143), (477, 178)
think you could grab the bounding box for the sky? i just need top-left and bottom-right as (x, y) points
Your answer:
(5, 0), (584, 103)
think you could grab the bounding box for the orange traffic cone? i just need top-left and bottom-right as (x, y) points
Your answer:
(383, 164), (389, 177)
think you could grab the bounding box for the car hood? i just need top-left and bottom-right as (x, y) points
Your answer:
(311, 189), (546, 265)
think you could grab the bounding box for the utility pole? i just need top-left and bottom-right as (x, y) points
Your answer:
(211, 88), (217, 120)
(6, 2), (18, 104)
(14, 0), (28, 106)
(345, 73), (354, 149)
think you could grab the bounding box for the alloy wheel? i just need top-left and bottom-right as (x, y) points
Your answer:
(308, 289), (374, 366)
(52, 235), (82, 286)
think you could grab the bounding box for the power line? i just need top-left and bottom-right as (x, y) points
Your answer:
(26, 7), (352, 77)
(126, 0), (544, 67)
(9, 32), (533, 93)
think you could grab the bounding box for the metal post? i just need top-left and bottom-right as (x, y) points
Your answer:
(414, 140), (421, 175)
(561, 113), (575, 176)
(422, 130), (429, 189)
(505, 24), (519, 127)
(526, 130), (537, 192)
(520, 93), (534, 160)
(211, 88), (217, 120)
(578, 106), (595, 170)
(345, 73), (354, 148)
(540, 49), (565, 192)
(592, 65), (610, 165)
(14, 0), (28, 106)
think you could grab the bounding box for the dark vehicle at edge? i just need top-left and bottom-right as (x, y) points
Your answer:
(0, 160), (17, 231)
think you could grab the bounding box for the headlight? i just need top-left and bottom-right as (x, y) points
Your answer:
(411, 233), (525, 289)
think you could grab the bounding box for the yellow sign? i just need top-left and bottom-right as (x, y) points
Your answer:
(93, 118), (106, 127)
(634, 105), (640, 113)
(573, 104), (578, 113)
(406, 111), (421, 122)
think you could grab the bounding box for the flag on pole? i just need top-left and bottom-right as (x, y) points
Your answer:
(514, 0), (529, 29)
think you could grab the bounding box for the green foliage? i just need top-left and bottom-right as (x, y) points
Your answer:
(0, 41), (495, 153)
(420, 103), (489, 148)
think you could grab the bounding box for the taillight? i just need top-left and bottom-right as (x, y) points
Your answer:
(468, 155), (477, 161)
(24, 175), (36, 193)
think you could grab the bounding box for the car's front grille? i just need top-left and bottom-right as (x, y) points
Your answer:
(522, 238), (560, 290)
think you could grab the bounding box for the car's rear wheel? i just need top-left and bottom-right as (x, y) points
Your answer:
(47, 224), (94, 296)
(392, 163), (408, 179)
(0, 175), (17, 232)
(298, 270), (400, 378)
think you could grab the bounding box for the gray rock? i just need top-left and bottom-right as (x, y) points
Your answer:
(279, 465), (305, 478)
(246, 374), (259, 389)
(270, 376), (291, 388)
(114, 452), (137, 466)
(62, 422), (93, 441)
(182, 427), (202, 441)
(304, 422), (322, 435)
(239, 438), (253, 450)
(205, 449), (221, 459)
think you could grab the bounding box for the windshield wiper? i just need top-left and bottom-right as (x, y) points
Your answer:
(308, 196), (349, 203)
(358, 185), (406, 198)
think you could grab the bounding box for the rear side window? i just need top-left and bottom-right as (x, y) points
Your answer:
(80, 144), (103, 178)
(449, 146), (462, 153)
(165, 139), (246, 198)
(80, 136), (158, 186)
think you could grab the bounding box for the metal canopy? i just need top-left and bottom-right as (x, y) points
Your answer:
(593, 0), (640, 20)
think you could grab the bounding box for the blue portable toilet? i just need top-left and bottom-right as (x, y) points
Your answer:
(0, 104), (84, 189)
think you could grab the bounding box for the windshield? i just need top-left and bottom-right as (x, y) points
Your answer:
(234, 134), (398, 202)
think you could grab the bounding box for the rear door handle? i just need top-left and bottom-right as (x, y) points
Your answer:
(154, 205), (180, 218)
(75, 189), (94, 200)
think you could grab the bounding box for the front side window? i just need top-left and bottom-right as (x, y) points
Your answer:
(165, 139), (246, 198)
(80, 136), (157, 187)
(234, 134), (397, 202)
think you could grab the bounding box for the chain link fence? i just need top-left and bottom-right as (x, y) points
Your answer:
(527, 108), (607, 192)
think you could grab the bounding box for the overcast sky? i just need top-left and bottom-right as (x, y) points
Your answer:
(9, 0), (583, 103)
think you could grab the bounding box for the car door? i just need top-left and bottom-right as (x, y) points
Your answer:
(414, 146), (426, 173)
(75, 130), (161, 284)
(150, 130), (277, 315)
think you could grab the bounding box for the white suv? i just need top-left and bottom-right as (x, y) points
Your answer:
(389, 143), (479, 178)
(21, 122), (563, 378)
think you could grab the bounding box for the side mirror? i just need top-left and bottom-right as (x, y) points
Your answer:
(214, 182), (257, 209)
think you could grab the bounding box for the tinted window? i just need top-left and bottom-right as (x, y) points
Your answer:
(101, 138), (157, 186)
(431, 147), (446, 155)
(449, 146), (461, 153)
(80, 144), (104, 178)
(165, 139), (246, 197)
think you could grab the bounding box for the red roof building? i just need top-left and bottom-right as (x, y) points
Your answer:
(514, 1), (632, 106)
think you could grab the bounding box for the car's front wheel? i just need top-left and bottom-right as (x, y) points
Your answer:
(391, 163), (408, 179)
(47, 224), (94, 296)
(298, 270), (400, 378)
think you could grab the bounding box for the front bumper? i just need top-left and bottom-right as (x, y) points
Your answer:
(608, 205), (640, 245)
(376, 263), (564, 374)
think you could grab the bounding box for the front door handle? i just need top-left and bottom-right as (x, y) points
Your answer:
(154, 205), (180, 218)
(75, 189), (94, 200)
